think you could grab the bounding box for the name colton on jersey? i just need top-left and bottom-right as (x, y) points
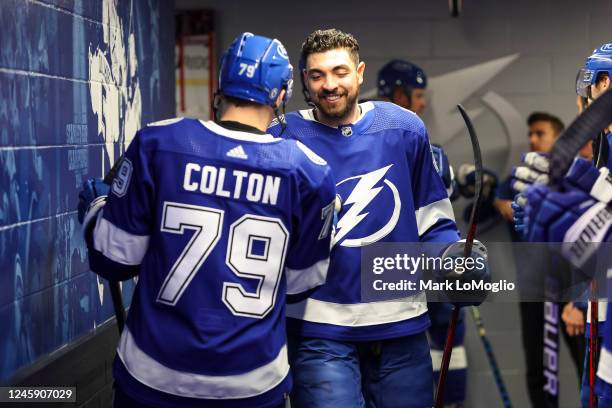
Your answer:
(182, 162), (281, 205)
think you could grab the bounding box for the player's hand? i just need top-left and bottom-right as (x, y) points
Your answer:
(439, 239), (490, 307)
(511, 152), (550, 193)
(78, 178), (109, 232)
(562, 303), (585, 337)
(511, 194), (527, 234)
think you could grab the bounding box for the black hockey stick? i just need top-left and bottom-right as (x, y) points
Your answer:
(587, 130), (609, 408)
(101, 158), (127, 334)
(435, 104), (484, 408)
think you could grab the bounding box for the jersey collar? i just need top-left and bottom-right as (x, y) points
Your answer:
(298, 102), (375, 136)
(200, 120), (281, 143)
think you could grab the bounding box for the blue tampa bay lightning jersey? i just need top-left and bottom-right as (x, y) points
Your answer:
(269, 101), (460, 341)
(87, 118), (335, 406)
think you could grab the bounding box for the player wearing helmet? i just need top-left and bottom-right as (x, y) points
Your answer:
(78, 32), (336, 408)
(377, 59), (428, 116)
(513, 42), (612, 408)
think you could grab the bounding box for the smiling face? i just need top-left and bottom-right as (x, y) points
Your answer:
(304, 48), (365, 126)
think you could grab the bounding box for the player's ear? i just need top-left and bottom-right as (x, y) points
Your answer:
(356, 61), (365, 85)
(274, 89), (286, 109)
(602, 74), (611, 91)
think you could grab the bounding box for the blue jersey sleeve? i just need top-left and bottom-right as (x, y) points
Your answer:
(284, 142), (336, 302)
(407, 119), (460, 243)
(89, 130), (154, 281)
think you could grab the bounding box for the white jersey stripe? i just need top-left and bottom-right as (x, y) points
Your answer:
(93, 213), (149, 265)
(415, 198), (455, 237)
(117, 327), (290, 399)
(286, 292), (428, 327)
(285, 257), (329, 295)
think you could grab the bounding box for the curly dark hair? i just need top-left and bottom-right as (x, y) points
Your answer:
(301, 28), (360, 67)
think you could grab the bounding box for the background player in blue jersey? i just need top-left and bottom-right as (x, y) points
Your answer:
(378, 59), (468, 408)
(77, 32), (337, 408)
(270, 28), (491, 408)
(514, 42), (612, 408)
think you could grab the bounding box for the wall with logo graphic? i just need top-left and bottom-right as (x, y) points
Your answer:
(0, 0), (174, 383)
(175, 1), (609, 407)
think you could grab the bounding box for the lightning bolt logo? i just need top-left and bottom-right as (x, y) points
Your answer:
(334, 165), (396, 246)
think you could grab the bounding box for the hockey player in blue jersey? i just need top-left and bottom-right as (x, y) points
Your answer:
(378, 59), (467, 407)
(78, 32), (337, 408)
(269, 28), (491, 408)
(514, 42), (612, 408)
(377, 59), (428, 117)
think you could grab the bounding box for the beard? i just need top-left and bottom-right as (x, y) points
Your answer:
(312, 87), (360, 121)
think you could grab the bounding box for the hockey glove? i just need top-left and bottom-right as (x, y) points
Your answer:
(511, 196), (527, 234)
(523, 183), (611, 269)
(78, 178), (109, 236)
(438, 239), (491, 307)
(563, 157), (612, 203)
(511, 152), (550, 193)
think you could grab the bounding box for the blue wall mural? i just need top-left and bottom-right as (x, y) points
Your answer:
(0, 0), (175, 382)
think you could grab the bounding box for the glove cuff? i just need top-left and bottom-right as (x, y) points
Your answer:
(441, 238), (488, 262)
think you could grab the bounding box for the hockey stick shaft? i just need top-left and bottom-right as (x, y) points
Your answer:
(469, 306), (513, 407)
(436, 105), (484, 407)
(589, 131), (608, 408)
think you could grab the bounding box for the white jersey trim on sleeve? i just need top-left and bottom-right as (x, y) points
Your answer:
(415, 198), (455, 236)
(598, 346), (612, 385)
(93, 214), (149, 265)
(285, 257), (329, 295)
(286, 292), (427, 326)
(117, 327), (290, 399)
(431, 346), (467, 371)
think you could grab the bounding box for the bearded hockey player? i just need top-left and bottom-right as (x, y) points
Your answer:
(269, 28), (491, 408)
(78, 32), (336, 408)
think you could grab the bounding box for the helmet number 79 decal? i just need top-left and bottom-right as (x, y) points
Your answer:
(238, 63), (256, 78)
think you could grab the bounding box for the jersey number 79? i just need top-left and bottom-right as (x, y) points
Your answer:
(156, 201), (289, 319)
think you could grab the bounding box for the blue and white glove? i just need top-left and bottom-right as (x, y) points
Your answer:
(511, 152), (550, 193)
(439, 239), (491, 307)
(564, 157), (612, 203)
(78, 178), (109, 235)
(524, 159), (612, 267)
(511, 195), (527, 234)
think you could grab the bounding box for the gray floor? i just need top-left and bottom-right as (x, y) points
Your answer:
(461, 220), (583, 408)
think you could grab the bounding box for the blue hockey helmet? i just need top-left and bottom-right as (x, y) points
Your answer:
(218, 32), (293, 107)
(576, 43), (612, 98)
(377, 59), (427, 98)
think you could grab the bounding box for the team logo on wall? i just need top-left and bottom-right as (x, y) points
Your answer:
(88, 0), (142, 171)
(334, 165), (401, 248)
